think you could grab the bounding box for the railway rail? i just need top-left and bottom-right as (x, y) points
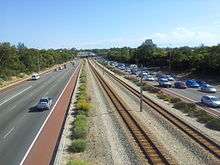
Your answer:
(88, 60), (174, 165)
(92, 59), (220, 160)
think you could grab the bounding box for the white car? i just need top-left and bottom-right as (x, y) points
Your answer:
(200, 85), (216, 93)
(143, 75), (155, 81)
(158, 78), (172, 88)
(31, 73), (40, 80)
(201, 95), (220, 108)
(36, 97), (53, 110)
(166, 75), (175, 81)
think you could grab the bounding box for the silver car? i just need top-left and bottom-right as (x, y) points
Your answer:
(143, 75), (155, 81)
(158, 78), (172, 88)
(166, 75), (175, 81)
(200, 85), (216, 93)
(37, 97), (53, 110)
(201, 95), (220, 108)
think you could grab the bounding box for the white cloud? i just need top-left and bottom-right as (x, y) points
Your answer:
(151, 27), (220, 47)
(81, 27), (220, 48)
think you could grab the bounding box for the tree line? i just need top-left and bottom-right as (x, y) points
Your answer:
(0, 42), (77, 81)
(91, 39), (220, 75)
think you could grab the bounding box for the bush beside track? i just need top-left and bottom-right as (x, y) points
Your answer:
(67, 61), (92, 164)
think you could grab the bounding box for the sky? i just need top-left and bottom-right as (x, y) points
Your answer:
(1, 0), (220, 49)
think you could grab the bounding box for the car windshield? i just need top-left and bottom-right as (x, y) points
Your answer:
(40, 99), (48, 103)
(211, 97), (220, 101)
(160, 79), (168, 82)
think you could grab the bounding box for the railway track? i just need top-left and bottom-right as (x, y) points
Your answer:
(88, 60), (174, 165)
(92, 59), (220, 160)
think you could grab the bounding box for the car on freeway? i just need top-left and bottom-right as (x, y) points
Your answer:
(36, 97), (53, 110)
(130, 64), (137, 69)
(196, 80), (208, 87)
(143, 75), (155, 81)
(149, 71), (157, 76)
(131, 68), (138, 75)
(166, 75), (175, 81)
(138, 71), (148, 77)
(185, 80), (200, 88)
(156, 72), (164, 78)
(158, 78), (172, 88)
(174, 81), (187, 89)
(31, 73), (40, 80)
(157, 75), (167, 81)
(125, 68), (132, 74)
(201, 95), (220, 108)
(200, 85), (216, 93)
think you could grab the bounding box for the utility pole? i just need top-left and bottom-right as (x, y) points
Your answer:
(140, 64), (143, 112)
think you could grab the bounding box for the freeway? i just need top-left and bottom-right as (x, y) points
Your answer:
(146, 81), (220, 113)
(0, 61), (78, 165)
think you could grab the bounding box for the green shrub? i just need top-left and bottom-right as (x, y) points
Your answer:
(206, 118), (220, 131)
(66, 160), (88, 165)
(76, 99), (91, 112)
(72, 114), (88, 138)
(68, 139), (87, 153)
(173, 101), (196, 113)
(135, 81), (142, 86)
(157, 93), (171, 102)
(197, 113), (213, 123)
(132, 79), (139, 84)
(170, 97), (181, 103)
(79, 84), (86, 92)
(18, 73), (26, 78)
(188, 110), (206, 118)
(142, 84), (160, 93)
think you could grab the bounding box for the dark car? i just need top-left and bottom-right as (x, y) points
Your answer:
(196, 80), (208, 87)
(185, 80), (200, 88)
(174, 81), (187, 89)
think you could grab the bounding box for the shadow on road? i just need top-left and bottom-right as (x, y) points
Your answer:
(28, 106), (42, 113)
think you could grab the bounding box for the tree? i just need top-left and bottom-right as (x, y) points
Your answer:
(136, 39), (156, 66)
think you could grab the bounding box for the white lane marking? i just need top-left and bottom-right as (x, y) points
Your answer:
(3, 127), (15, 139)
(19, 64), (80, 165)
(0, 86), (32, 106)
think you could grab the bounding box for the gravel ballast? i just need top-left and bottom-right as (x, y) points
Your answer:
(81, 61), (142, 164)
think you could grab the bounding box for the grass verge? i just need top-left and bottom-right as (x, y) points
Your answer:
(67, 160), (88, 165)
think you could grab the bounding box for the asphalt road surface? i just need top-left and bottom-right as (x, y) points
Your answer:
(144, 80), (220, 112)
(0, 62), (78, 165)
